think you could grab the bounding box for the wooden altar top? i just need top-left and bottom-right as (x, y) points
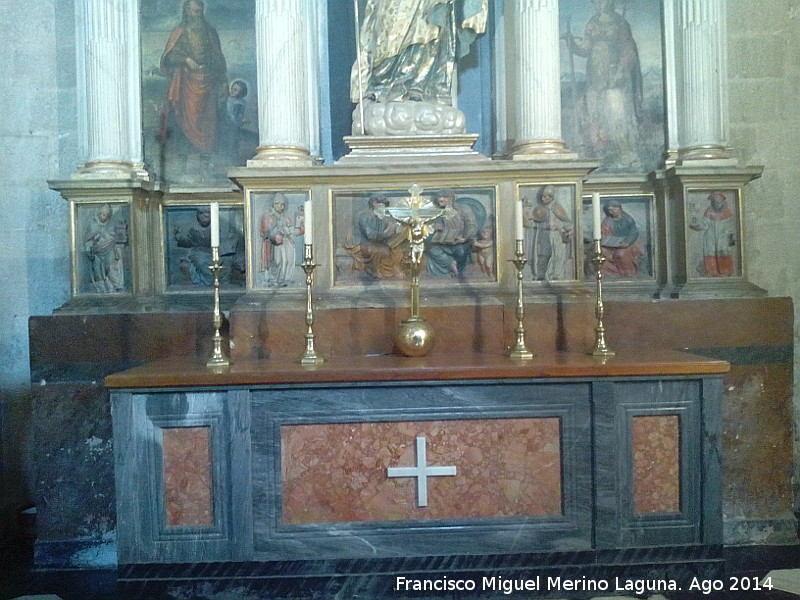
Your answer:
(105, 348), (729, 389)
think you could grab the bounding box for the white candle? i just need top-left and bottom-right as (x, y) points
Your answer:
(515, 197), (524, 241)
(591, 192), (601, 240)
(304, 199), (313, 245)
(210, 202), (220, 248)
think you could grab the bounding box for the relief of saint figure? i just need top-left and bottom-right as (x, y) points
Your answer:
(259, 194), (300, 288)
(523, 186), (574, 282)
(333, 188), (495, 286)
(599, 200), (642, 278)
(425, 189), (479, 278)
(689, 191), (737, 278)
(172, 206), (246, 287)
(345, 194), (408, 280)
(83, 203), (128, 294)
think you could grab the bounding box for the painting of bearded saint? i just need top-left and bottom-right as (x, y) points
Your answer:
(140, 0), (258, 185)
(158, 0), (227, 183)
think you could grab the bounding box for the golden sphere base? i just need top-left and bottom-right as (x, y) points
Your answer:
(395, 317), (435, 357)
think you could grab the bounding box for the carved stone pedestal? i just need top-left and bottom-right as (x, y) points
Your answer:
(339, 134), (487, 164)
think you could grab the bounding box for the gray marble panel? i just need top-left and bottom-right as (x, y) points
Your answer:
(593, 378), (723, 549)
(112, 390), (252, 564)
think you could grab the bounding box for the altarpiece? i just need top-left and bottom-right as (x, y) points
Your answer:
(52, 0), (765, 310)
(33, 2), (797, 594)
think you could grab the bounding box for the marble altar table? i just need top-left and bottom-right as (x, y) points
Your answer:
(106, 349), (728, 597)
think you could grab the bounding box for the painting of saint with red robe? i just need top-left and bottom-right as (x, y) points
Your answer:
(140, 0), (258, 185)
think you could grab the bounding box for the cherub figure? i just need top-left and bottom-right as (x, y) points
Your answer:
(472, 226), (495, 278)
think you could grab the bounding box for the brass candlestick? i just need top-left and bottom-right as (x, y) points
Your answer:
(589, 239), (615, 357)
(299, 243), (324, 365)
(509, 239), (533, 359)
(206, 246), (231, 369)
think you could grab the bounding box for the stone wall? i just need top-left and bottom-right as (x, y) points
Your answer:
(728, 0), (800, 509)
(0, 0), (74, 551)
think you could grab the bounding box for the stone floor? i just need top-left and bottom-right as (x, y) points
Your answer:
(2, 592), (798, 600)
(1, 571), (798, 600)
(1, 547), (798, 600)
(0, 596), (682, 600)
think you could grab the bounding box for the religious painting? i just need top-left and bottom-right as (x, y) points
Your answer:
(518, 184), (578, 282)
(332, 187), (497, 286)
(581, 194), (655, 281)
(73, 201), (132, 295)
(140, 0), (258, 185)
(163, 203), (246, 290)
(248, 191), (309, 290)
(685, 189), (742, 280)
(559, 0), (665, 173)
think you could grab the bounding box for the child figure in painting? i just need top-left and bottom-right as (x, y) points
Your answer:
(226, 80), (248, 128)
(224, 79), (248, 164)
(472, 226), (495, 278)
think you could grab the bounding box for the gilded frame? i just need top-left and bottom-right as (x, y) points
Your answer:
(516, 182), (580, 283)
(71, 199), (133, 296)
(160, 199), (247, 293)
(683, 187), (743, 282)
(330, 185), (499, 287)
(580, 193), (657, 282)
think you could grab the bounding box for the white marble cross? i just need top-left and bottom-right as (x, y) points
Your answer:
(387, 436), (457, 507)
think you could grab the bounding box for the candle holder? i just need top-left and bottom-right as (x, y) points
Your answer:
(206, 246), (231, 369)
(589, 239), (615, 357)
(299, 243), (324, 365)
(508, 239), (533, 359)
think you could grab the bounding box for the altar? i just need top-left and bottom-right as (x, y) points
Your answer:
(105, 349), (728, 597)
(20, 0), (796, 593)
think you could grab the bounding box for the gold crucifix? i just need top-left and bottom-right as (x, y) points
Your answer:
(385, 184), (444, 356)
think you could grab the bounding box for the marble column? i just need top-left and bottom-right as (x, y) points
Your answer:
(510, 0), (573, 158)
(670, 0), (734, 163)
(75, 0), (145, 178)
(663, 0), (680, 165)
(250, 0), (315, 166)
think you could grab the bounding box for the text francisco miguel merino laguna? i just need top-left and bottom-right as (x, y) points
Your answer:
(395, 574), (685, 595)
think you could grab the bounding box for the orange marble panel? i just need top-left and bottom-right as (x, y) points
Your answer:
(162, 426), (213, 527)
(632, 415), (680, 514)
(281, 419), (562, 524)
